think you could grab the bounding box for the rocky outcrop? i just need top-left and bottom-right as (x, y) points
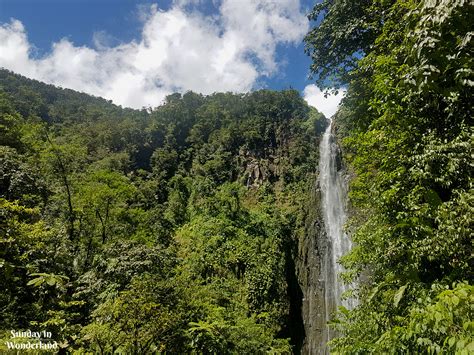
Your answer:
(239, 147), (285, 187)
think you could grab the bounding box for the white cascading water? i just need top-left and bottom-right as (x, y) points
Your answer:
(319, 120), (357, 349)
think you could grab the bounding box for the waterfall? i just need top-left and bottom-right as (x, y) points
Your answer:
(318, 120), (356, 349)
(297, 119), (357, 354)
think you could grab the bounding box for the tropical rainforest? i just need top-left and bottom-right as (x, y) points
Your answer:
(0, 67), (327, 353)
(0, 0), (472, 354)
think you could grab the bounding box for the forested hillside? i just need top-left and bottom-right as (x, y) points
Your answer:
(305, 0), (473, 353)
(1, 0), (473, 353)
(0, 69), (327, 353)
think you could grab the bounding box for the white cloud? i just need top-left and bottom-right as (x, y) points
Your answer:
(0, 20), (33, 76)
(0, 1), (308, 109)
(303, 84), (345, 118)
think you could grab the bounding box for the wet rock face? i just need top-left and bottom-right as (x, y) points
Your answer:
(296, 124), (352, 354)
(296, 183), (329, 355)
(334, 142), (343, 172)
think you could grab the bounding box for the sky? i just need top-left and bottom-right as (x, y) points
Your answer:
(0, 0), (344, 117)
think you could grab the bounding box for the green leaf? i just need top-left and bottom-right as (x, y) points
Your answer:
(27, 277), (45, 287)
(448, 337), (456, 348)
(451, 295), (460, 306)
(394, 284), (408, 307)
(27, 272), (69, 288)
(46, 276), (56, 286)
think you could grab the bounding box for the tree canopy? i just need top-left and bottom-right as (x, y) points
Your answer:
(0, 69), (327, 353)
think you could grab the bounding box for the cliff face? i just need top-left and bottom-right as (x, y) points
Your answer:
(297, 181), (328, 354)
(297, 122), (351, 355)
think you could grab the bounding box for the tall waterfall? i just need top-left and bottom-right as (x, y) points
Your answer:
(318, 120), (356, 349)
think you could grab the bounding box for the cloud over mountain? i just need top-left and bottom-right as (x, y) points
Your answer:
(0, 0), (308, 109)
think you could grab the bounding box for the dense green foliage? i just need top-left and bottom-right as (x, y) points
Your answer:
(0, 69), (327, 353)
(306, 0), (473, 353)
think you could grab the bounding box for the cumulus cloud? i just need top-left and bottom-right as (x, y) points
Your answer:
(303, 84), (345, 118)
(0, 0), (308, 108)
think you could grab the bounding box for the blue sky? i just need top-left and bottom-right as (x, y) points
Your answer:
(0, 0), (343, 116)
